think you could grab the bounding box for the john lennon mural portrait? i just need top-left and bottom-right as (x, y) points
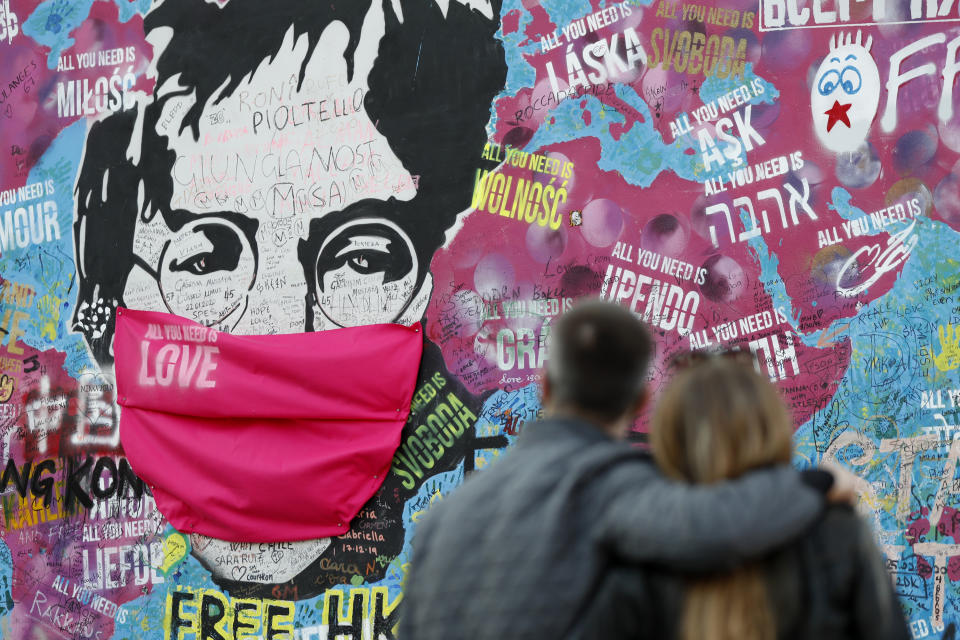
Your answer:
(3, 0), (958, 635)
(70, 0), (506, 598)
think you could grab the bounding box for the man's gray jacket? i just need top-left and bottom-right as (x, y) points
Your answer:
(399, 416), (826, 640)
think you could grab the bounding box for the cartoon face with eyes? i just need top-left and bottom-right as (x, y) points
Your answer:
(811, 31), (880, 153)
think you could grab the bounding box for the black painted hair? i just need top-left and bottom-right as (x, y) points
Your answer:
(73, 0), (507, 363)
(546, 300), (653, 422)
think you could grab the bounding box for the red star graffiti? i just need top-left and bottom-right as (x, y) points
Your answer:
(825, 100), (852, 132)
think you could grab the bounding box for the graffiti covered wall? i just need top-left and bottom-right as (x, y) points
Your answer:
(1, 0), (960, 637)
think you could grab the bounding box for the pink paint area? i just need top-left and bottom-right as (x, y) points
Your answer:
(502, 8), (521, 34)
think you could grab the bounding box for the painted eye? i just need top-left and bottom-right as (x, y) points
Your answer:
(344, 250), (390, 274)
(817, 69), (841, 96)
(314, 219), (419, 327)
(167, 223), (245, 275)
(158, 218), (257, 326)
(840, 66), (862, 94)
(316, 226), (412, 285)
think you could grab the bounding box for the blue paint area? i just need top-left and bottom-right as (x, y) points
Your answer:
(475, 384), (540, 463)
(603, 86), (704, 186)
(523, 66), (781, 188)
(743, 207), (802, 331)
(699, 63), (778, 106)
(498, 0), (538, 93)
(0, 540), (12, 620)
(829, 186), (885, 235)
(0, 119), (94, 377)
(523, 87), (706, 187)
(541, 0), (593, 28)
(24, 0), (149, 69)
(829, 187), (871, 224)
(112, 0), (152, 22)
(23, 0), (96, 69)
(490, 0), (538, 134)
(792, 214), (960, 627)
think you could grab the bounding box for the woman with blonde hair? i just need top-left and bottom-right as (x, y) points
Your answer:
(582, 354), (910, 640)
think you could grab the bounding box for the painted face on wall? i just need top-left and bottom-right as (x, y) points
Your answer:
(115, 8), (381, 585)
(72, 0), (505, 597)
(810, 31), (880, 153)
(123, 6), (425, 336)
(111, 3), (431, 586)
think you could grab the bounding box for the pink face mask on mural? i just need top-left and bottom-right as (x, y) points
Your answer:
(113, 308), (423, 542)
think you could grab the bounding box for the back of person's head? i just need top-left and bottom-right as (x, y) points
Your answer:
(651, 355), (793, 483)
(651, 355), (794, 640)
(545, 299), (652, 423)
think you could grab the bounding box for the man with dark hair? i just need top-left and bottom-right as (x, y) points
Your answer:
(400, 299), (843, 639)
(71, 0), (507, 598)
(544, 299), (654, 427)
